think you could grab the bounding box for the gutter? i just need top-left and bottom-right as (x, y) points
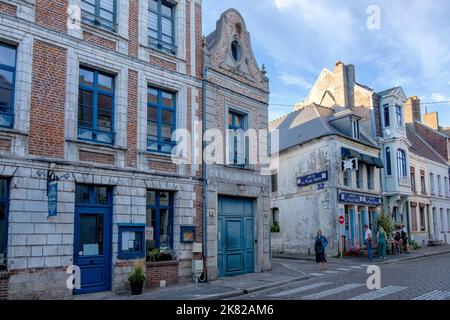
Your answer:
(201, 64), (208, 282)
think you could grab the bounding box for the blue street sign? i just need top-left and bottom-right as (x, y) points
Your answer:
(48, 182), (58, 217)
(339, 192), (382, 206)
(297, 171), (328, 187)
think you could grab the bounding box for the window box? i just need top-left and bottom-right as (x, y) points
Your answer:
(118, 224), (146, 260)
(145, 259), (179, 289)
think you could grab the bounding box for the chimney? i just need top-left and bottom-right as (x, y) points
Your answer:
(404, 96), (422, 124)
(333, 61), (349, 108)
(423, 110), (440, 130)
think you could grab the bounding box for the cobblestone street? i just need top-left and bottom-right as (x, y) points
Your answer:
(231, 253), (450, 300)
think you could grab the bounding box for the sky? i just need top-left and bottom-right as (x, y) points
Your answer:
(202, 0), (450, 126)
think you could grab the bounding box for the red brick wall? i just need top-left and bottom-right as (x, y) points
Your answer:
(148, 159), (177, 173)
(0, 137), (11, 151)
(195, 3), (202, 79)
(29, 40), (67, 158)
(415, 122), (449, 161)
(373, 94), (382, 137)
(0, 1), (16, 16)
(79, 150), (115, 165)
(194, 184), (202, 242)
(35, 0), (68, 33)
(149, 55), (176, 71)
(128, 0), (139, 58)
(83, 31), (116, 51)
(127, 69), (138, 167)
(145, 261), (179, 289)
(185, 0), (191, 75)
(0, 271), (8, 300)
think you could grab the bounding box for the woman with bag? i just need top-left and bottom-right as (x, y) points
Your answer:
(314, 229), (328, 270)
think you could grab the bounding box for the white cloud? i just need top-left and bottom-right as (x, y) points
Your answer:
(278, 72), (312, 89)
(429, 93), (450, 102)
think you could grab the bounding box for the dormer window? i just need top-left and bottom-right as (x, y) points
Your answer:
(396, 105), (402, 126)
(231, 40), (242, 62)
(352, 119), (360, 139)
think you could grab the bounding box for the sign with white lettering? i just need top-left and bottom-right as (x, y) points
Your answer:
(339, 192), (382, 206)
(297, 171), (328, 187)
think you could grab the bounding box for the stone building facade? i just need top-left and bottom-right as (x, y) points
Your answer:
(202, 9), (271, 279)
(270, 104), (383, 256)
(0, 0), (204, 299)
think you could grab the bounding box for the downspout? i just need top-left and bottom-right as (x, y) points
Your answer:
(200, 65), (208, 282)
(376, 94), (387, 219)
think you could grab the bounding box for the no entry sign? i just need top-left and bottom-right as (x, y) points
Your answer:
(339, 215), (345, 225)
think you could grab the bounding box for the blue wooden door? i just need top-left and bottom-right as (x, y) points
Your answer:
(218, 196), (254, 277)
(74, 186), (112, 294)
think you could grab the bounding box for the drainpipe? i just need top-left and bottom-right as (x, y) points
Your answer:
(200, 65), (208, 282)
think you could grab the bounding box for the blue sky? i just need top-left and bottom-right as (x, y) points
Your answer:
(203, 0), (450, 126)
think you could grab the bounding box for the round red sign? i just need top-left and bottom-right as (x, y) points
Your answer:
(339, 215), (345, 225)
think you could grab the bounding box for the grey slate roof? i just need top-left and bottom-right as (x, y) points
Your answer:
(270, 104), (378, 153)
(376, 86), (401, 97)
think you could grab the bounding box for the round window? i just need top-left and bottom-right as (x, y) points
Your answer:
(231, 40), (242, 61)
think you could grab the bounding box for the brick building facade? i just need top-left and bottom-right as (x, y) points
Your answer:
(0, 0), (204, 299)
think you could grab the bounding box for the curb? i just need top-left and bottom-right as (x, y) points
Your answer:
(275, 248), (450, 266)
(194, 275), (310, 300)
(378, 249), (450, 265)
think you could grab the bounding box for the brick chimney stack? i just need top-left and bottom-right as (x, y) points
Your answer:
(423, 109), (440, 130)
(404, 96), (422, 124)
(333, 61), (355, 108)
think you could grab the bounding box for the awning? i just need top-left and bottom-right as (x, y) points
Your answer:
(342, 147), (384, 168)
(341, 147), (362, 160)
(372, 157), (384, 168)
(361, 154), (374, 165)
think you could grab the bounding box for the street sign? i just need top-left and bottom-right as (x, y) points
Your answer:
(339, 215), (345, 225)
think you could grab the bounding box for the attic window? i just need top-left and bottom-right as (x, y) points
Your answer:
(352, 119), (360, 139)
(231, 40), (242, 62)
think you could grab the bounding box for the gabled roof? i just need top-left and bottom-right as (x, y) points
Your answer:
(406, 124), (448, 166)
(270, 104), (378, 153)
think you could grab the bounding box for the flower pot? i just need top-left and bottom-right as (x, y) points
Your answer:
(130, 280), (144, 295)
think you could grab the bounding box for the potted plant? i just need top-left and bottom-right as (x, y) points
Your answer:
(147, 247), (175, 262)
(128, 261), (146, 295)
(271, 223), (280, 233)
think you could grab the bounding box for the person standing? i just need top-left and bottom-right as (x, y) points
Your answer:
(377, 227), (387, 259)
(400, 224), (408, 253)
(314, 229), (328, 270)
(364, 225), (373, 261)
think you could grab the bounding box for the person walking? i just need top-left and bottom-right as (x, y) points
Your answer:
(377, 227), (387, 259)
(400, 224), (409, 253)
(364, 225), (373, 261)
(314, 229), (328, 270)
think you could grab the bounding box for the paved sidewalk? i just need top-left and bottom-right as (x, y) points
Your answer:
(273, 244), (450, 265)
(73, 245), (450, 300)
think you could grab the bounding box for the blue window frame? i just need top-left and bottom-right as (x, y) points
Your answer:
(0, 179), (10, 270)
(147, 87), (176, 154)
(228, 110), (247, 166)
(146, 190), (174, 249)
(397, 149), (407, 178)
(385, 147), (392, 176)
(180, 225), (196, 243)
(75, 184), (112, 207)
(148, 0), (176, 54)
(0, 43), (17, 129)
(118, 224), (146, 259)
(81, 0), (117, 32)
(78, 66), (115, 145)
